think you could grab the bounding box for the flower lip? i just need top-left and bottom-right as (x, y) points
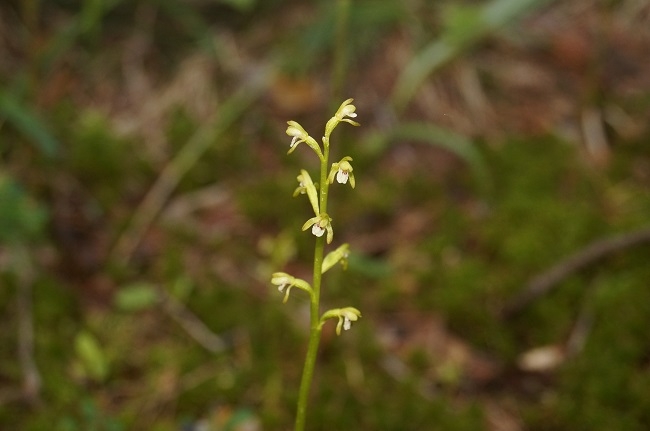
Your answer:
(336, 169), (349, 184)
(339, 308), (361, 332)
(312, 224), (325, 237)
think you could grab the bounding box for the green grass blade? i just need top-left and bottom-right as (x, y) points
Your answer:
(392, 0), (556, 111)
(389, 122), (490, 192)
(0, 90), (59, 157)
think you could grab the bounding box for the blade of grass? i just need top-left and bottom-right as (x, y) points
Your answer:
(387, 122), (491, 192)
(365, 122), (492, 193)
(0, 90), (59, 157)
(392, 0), (556, 111)
(38, 0), (124, 72)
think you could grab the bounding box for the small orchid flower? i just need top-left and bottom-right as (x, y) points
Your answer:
(338, 307), (361, 334)
(324, 98), (360, 140)
(286, 121), (323, 159)
(293, 177), (306, 197)
(286, 121), (309, 149)
(320, 307), (362, 335)
(301, 213), (334, 244)
(328, 156), (355, 188)
(334, 98), (359, 124)
(271, 272), (313, 303)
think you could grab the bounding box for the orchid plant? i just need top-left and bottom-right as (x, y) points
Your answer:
(272, 99), (361, 431)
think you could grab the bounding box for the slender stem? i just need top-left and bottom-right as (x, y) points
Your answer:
(294, 141), (331, 431)
(294, 238), (324, 431)
(332, 0), (350, 107)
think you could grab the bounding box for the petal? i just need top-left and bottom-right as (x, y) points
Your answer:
(301, 216), (319, 231)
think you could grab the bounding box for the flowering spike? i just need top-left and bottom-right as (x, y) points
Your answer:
(275, 99), (362, 428)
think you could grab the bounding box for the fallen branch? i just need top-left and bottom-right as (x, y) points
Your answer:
(110, 66), (271, 266)
(503, 225), (650, 317)
(157, 286), (228, 354)
(14, 246), (41, 404)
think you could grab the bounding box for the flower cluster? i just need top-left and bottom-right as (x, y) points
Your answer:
(272, 98), (362, 336)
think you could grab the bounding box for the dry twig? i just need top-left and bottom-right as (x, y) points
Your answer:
(503, 225), (650, 317)
(156, 286), (227, 354)
(14, 246), (41, 404)
(110, 66), (271, 266)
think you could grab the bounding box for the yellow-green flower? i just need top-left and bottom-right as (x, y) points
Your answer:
(286, 121), (322, 158)
(328, 156), (355, 188)
(302, 213), (334, 244)
(320, 307), (362, 335)
(334, 98), (359, 124)
(324, 98), (360, 139)
(271, 272), (313, 303)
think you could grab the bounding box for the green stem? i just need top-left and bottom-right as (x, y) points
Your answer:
(294, 239), (323, 431)
(294, 141), (331, 431)
(332, 0), (351, 107)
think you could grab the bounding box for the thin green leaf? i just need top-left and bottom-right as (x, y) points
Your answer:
(389, 122), (491, 192)
(74, 330), (109, 382)
(0, 90), (59, 157)
(114, 283), (160, 312)
(0, 174), (48, 243)
(392, 0), (556, 110)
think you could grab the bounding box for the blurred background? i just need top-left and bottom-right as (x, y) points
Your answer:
(1, 0), (650, 429)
